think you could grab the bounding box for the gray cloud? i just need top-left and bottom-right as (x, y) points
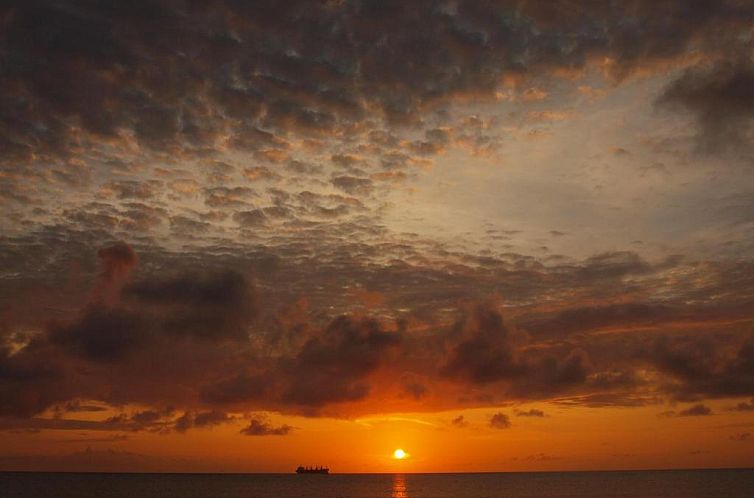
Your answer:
(731, 398), (754, 412)
(515, 409), (545, 417)
(240, 417), (293, 436)
(1, 0), (751, 170)
(451, 414), (468, 428)
(657, 62), (754, 154)
(489, 412), (511, 429)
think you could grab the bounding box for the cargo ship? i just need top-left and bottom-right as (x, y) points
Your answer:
(296, 465), (329, 474)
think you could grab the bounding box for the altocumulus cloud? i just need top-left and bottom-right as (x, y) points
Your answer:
(2, 1), (754, 438)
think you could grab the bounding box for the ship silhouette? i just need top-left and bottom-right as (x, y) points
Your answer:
(296, 465), (329, 474)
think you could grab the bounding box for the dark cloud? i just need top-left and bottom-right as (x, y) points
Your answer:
(520, 302), (676, 339)
(96, 242), (137, 290)
(280, 315), (401, 407)
(510, 351), (591, 398)
(451, 414), (468, 428)
(439, 305), (592, 399)
(240, 416), (293, 436)
(48, 267), (257, 365)
(0, 408), (175, 433)
(1, 0), (751, 168)
(173, 410), (235, 433)
(515, 408), (545, 417)
(100, 410), (173, 433)
(123, 270), (258, 341)
(59, 400), (107, 413)
(0, 349), (68, 417)
(233, 209), (269, 228)
(331, 176), (374, 196)
(646, 335), (754, 400)
(2, 234), (754, 426)
(49, 305), (148, 362)
(489, 412), (511, 429)
(200, 373), (269, 406)
(0, 417), (115, 432)
(657, 62), (754, 153)
(130, 410), (163, 426)
(169, 216), (212, 238)
(441, 305), (525, 384)
(661, 403), (713, 417)
(576, 252), (653, 281)
(203, 187), (255, 208)
(103, 181), (157, 200)
(731, 398), (754, 412)
(679, 403), (713, 417)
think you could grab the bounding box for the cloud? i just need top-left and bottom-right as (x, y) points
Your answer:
(122, 270), (258, 341)
(730, 432), (751, 442)
(173, 410), (235, 433)
(93, 242), (137, 303)
(440, 305), (525, 384)
(451, 415), (468, 428)
(200, 373), (269, 406)
(279, 315), (402, 407)
(1, 0), (751, 171)
(731, 399), (754, 412)
(59, 400), (107, 413)
(489, 412), (511, 429)
(0, 343), (70, 417)
(101, 181), (157, 200)
(679, 404), (713, 417)
(520, 302), (676, 339)
(661, 403), (713, 417)
(555, 393), (660, 408)
(15, 0), (754, 423)
(0, 417), (118, 432)
(657, 62), (754, 153)
(240, 416), (293, 436)
(2, 237), (754, 425)
(0, 407), (178, 433)
(49, 305), (148, 362)
(515, 409), (545, 417)
(646, 335), (754, 400)
(331, 176), (374, 196)
(47, 267), (258, 364)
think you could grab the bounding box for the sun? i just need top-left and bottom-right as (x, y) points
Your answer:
(393, 448), (407, 460)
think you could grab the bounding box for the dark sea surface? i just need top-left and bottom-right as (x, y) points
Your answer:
(1, 469), (753, 498)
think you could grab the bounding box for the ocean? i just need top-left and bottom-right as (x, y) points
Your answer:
(1, 469), (753, 498)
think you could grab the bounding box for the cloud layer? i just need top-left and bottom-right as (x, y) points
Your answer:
(1, 1), (754, 445)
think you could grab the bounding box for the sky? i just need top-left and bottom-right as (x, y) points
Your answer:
(1, 0), (754, 473)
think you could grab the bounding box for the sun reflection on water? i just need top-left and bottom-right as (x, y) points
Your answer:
(392, 474), (409, 498)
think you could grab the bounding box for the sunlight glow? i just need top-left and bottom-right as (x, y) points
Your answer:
(393, 448), (407, 460)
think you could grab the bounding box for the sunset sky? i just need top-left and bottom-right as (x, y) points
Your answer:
(1, 0), (754, 473)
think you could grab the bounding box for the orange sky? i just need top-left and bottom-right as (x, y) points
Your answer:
(1, 401), (753, 472)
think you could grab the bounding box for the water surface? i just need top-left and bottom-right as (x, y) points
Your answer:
(2, 468), (753, 498)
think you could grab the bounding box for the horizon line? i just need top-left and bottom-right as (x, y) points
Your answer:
(2, 466), (753, 476)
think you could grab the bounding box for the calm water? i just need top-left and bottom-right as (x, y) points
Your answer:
(1, 469), (753, 498)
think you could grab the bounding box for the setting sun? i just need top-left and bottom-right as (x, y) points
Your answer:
(393, 449), (407, 460)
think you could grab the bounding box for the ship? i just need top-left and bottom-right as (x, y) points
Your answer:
(295, 465), (329, 474)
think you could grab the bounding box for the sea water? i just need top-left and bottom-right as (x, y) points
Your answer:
(1, 468), (753, 498)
